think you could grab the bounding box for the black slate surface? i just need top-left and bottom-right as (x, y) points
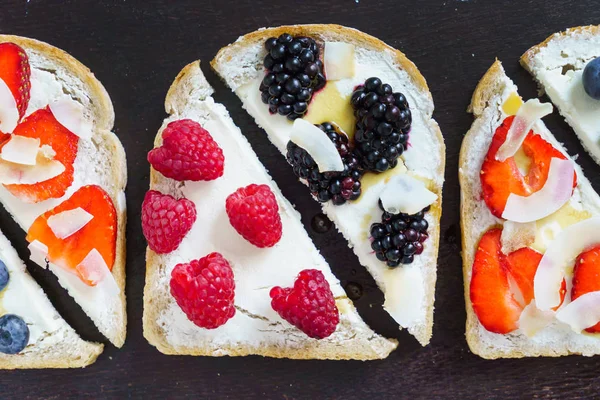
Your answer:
(1, 0), (600, 398)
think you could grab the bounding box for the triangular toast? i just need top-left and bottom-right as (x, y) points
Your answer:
(0, 229), (102, 369)
(521, 25), (600, 164)
(211, 24), (445, 346)
(460, 60), (600, 359)
(142, 61), (398, 360)
(0, 35), (127, 348)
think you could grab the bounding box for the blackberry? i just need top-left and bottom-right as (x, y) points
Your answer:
(286, 123), (362, 205)
(351, 77), (412, 172)
(260, 34), (326, 120)
(369, 202), (430, 267)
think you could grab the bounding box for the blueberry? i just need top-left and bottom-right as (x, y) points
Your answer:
(0, 260), (8, 291)
(583, 57), (600, 100)
(0, 314), (29, 354)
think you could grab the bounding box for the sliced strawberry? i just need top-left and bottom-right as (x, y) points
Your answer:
(572, 245), (600, 333)
(470, 229), (524, 334)
(471, 227), (554, 334)
(0, 43), (31, 119)
(506, 246), (543, 306)
(26, 185), (117, 286)
(480, 116), (577, 218)
(0, 132), (9, 146)
(4, 107), (78, 203)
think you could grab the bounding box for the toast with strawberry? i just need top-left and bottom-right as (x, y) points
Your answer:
(0, 36), (127, 350)
(460, 60), (600, 359)
(142, 61), (398, 360)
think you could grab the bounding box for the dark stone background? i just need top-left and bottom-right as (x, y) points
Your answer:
(1, 0), (599, 398)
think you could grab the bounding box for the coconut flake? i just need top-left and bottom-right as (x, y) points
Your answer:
(290, 119), (344, 172)
(502, 157), (575, 223)
(0, 155), (65, 184)
(501, 220), (536, 254)
(28, 240), (49, 269)
(324, 42), (355, 81)
(1, 135), (41, 165)
(0, 78), (19, 134)
(49, 97), (93, 140)
(518, 300), (555, 337)
(74, 249), (116, 288)
(47, 207), (94, 239)
(556, 291), (600, 333)
(534, 217), (600, 311)
(496, 99), (553, 162)
(380, 174), (437, 215)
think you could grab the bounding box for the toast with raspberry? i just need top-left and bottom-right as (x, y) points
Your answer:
(0, 35), (127, 350)
(0, 229), (103, 369)
(211, 24), (445, 346)
(521, 25), (600, 165)
(460, 60), (600, 359)
(142, 61), (398, 360)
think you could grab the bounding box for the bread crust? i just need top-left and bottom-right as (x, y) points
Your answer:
(143, 61), (398, 360)
(211, 24), (444, 346)
(461, 60), (600, 359)
(0, 35), (127, 348)
(519, 25), (600, 72)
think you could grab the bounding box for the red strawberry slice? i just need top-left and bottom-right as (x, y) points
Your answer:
(0, 42), (31, 120)
(4, 107), (79, 203)
(26, 185), (117, 286)
(471, 229), (526, 333)
(470, 228), (564, 334)
(0, 132), (9, 146)
(572, 245), (600, 333)
(480, 116), (577, 218)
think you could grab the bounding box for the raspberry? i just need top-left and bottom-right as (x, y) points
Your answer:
(270, 269), (339, 339)
(141, 190), (197, 254)
(225, 184), (282, 248)
(148, 119), (224, 182)
(170, 252), (236, 329)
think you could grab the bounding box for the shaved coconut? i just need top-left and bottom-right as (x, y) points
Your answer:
(290, 119), (344, 172)
(501, 220), (536, 254)
(49, 97), (93, 140)
(535, 217), (600, 311)
(75, 249), (116, 289)
(0, 156), (65, 184)
(518, 300), (554, 337)
(1, 135), (41, 165)
(380, 174), (437, 215)
(383, 265), (425, 327)
(39, 145), (56, 159)
(28, 240), (49, 269)
(324, 42), (355, 81)
(47, 207), (94, 239)
(556, 291), (600, 333)
(496, 99), (553, 161)
(502, 158), (575, 223)
(0, 78), (19, 133)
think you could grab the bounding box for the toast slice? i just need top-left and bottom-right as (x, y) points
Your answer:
(142, 61), (398, 360)
(460, 60), (600, 359)
(521, 25), (600, 164)
(211, 25), (445, 345)
(0, 229), (103, 369)
(0, 35), (127, 347)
